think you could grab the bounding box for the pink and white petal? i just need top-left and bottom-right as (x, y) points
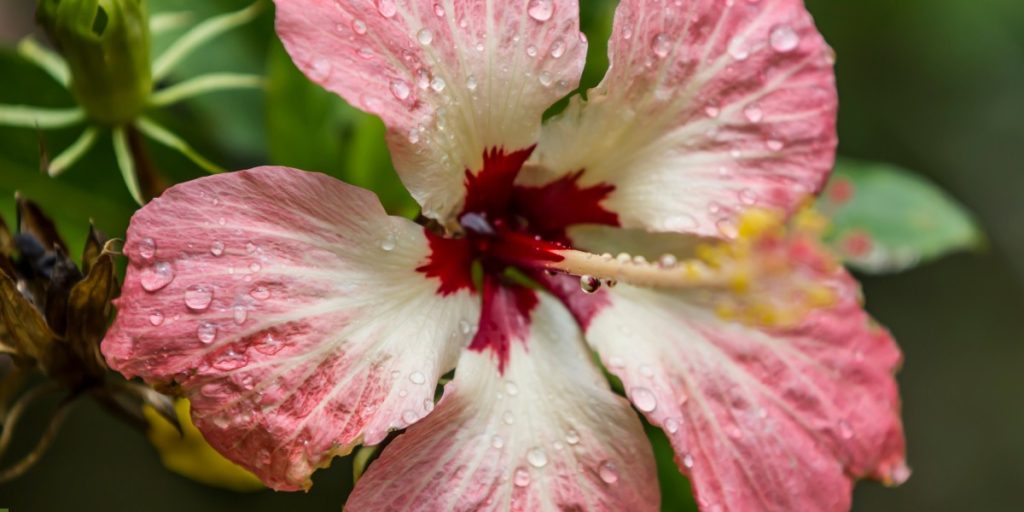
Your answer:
(101, 167), (479, 491)
(584, 275), (907, 511)
(527, 0), (837, 238)
(348, 293), (659, 511)
(274, 0), (587, 222)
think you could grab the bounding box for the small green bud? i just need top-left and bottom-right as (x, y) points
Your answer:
(37, 0), (152, 126)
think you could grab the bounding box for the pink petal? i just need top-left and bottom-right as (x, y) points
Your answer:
(347, 292), (659, 511)
(527, 0), (838, 238)
(274, 0), (588, 223)
(584, 274), (907, 511)
(101, 167), (479, 490)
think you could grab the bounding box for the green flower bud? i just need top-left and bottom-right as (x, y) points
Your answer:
(36, 0), (152, 126)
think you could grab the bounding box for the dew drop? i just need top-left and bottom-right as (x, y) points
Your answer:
(659, 254), (678, 268)
(250, 286), (271, 300)
(651, 33), (671, 58)
(502, 410), (516, 425)
(430, 76), (446, 92)
(409, 371), (426, 384)
(433, 3), (445, 17)
(838, 419), (854, 440)
(607, 356), (624, 368)
(141, 262), (175, 292)
(767, 139), (785, 151)
(466, 74), (478, 91)
(376, 0), (397, 18)
(565, 428), (580, 445)
(197, 322), (217, 344)
(538, 71), (553, 87)
(738, 189), (758, 205)
(743, 104), (764, 123)
(245, 242), (258, 254)
(311, 58), (331, 80)
(138, 238), (156, 260)
(423, 398), (435, 412)
(233, 305), (248, 325)
(210, 240), (224, 256)
(184, 285), (214, 311)
(492, 435), (505, 449)
(249, 262), (262, 272)
(390, 79), (411, 100)
(505, 381), (519, 396)
(598, 461), (619, 484)
(352, 19), (367, 35)
(527, 447), (548, 468)
(728, 38), (750, 61)
(769, 24), (800, 53)
(682, 453), (695, 468)
(148, 311), (164, 326)
(526, 0), (553, 22)
(417, 28), (433, 45)
(630, 387), (657, 412)
(402, 409), (419, 424)
(380, 233), (397, 251)
(704, 105), (720, 118)
(526, 45), (538, 57)
(459, 319), (472, 334)
(513, 467), (531, 487)
(665, 418), (680, 434)
(550, 39), (566, 58)
(579, 275), (601, 294)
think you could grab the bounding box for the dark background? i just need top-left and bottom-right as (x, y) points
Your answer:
(0, 0), (1022, 510)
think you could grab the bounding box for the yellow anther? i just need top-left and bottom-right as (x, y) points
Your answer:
(737, 209), (783, 239)
(805, 284), (837, 308)
(794, 207), (829, 236)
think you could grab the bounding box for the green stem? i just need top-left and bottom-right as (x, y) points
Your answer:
(148, 73), (264, 108)
(152, 1), (266, 81)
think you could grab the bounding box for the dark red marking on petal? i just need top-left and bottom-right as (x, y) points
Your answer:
(461, 146), (536, 219)
(468, 274), (538, 373)
(530, 270), (611, 330)
(416, 230), (476, 295)
(512, 170), (619, 242)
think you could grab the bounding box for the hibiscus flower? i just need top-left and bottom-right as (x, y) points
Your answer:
(102, 0), (907, 510)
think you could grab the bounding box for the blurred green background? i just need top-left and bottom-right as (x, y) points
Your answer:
(1, 0), (1022, 510)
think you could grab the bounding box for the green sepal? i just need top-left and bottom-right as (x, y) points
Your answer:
(36, 0), (153, 126)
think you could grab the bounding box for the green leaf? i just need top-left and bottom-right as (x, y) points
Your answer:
(818, 159), (984, 274)
(265, 41), (417, 217)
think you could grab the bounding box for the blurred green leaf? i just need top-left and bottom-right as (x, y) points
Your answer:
(818, 159), (984, 274)
(265, 40), (416, 216)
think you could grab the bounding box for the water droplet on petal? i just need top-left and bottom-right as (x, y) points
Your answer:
(390, 79), (411, 100)
(651, 33), (671, 58)
(140, 262), (175, 292)
(538, 71), (553, 87)
(743, 104), (764, 123)
(767, 139), (784, 151)
(492, 435), (505, 449)
(433, 3), (445, 17)
(138, 238), (156, 260)
(728, 38), (750, 60)
(233, 305), (248, 325)
(770, 24), (800, 53)
(565, 429), (580, 445)
(249, 262), (262, 272)
(526, 0), (553, 22)
(630, 387), (657, 412)
(210, 240), (224, 256)
(502, 410), (516, 425)
(505, 381), (519, 396)
(665, 418), (680, 434)
(409, 371), (426, 384)
(704, 105), (720, 118)
(838, 419), (854, 440)
(380, 233), (397, 251)
(423, 398), (435, 412)
(659, 254), (678, 268)
(526, 45), (538, 57)
(184, 285), (214, 311)
(465, 74), (478, 91)
(197, 322), (217, 344)
(526, 447), (548, 468)
(550, 39), (565, 58)
(598, 461), (619, 483)
(682, 453), (695, 468)
(417, 28), (433, 45)
(579, 275), (601, 294)
(376, 0), (397, 18)
(352, 19), (367, 35)
(513, 467), (531, 487)
(430, 76), (446, 92)
(250, 286), (271, 301)
(148, 311), (164, 326)
(402, 409), (419, 424)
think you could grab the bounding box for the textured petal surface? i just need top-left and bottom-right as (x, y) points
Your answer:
(102, 167), (478, 490)
(584, 274), (907, 511)
(348, 293), (659, 511)
(274, 0), (587, 221)
(527, 0), (838, 237)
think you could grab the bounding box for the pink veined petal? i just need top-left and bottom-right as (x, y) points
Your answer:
(347, 292), (659, 511)
(582, 271), (907, 512)
(526, 0), (838, 238)
(101, 167), (479, 491)
(274, 0), (588, 222)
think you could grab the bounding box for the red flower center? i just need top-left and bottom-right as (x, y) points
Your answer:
(416, 147), (619, 369)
